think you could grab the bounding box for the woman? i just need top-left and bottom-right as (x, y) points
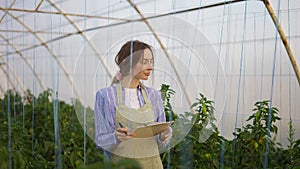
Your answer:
(94, 40), (172, 169)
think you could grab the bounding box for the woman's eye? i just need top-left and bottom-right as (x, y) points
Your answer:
(142, 59), (154, 65)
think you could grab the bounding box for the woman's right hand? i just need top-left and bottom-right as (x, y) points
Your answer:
(116, 127), (136, 142)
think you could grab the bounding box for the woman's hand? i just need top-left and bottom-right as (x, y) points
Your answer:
(160, 127), (173, 144)
(116, 127), (136, 142)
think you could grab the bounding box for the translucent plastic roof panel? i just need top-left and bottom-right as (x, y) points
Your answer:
(0, 0), (299, 150)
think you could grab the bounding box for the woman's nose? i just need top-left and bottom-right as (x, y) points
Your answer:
(146, 63), (154, 70)
(147, 66), (154, 71)
(144, 62), (154, 70)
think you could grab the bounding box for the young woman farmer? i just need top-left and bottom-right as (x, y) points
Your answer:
(94, 40), (172, 168)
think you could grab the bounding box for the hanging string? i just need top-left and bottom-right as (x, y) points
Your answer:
(10, 17), (16, 124)
(279, 27), (282, 143)
(71, 36), (75, 130)
(178, 1), (203, 167)
(166, 1), (176, 168)
(178, 10), (188, 84)
(264, 0), (281, 168)
(5, 0), (12, 168)
(127, 1), (134, 156)
(49, 2), (56, 167)
(287, 0), (292, 127)
(102, 0), (111, 162)
(53, 0), (63, 168)
(220, 1), (233, 168)
(260, 2), (267, 100)
(177, 8), (189, 107)
(106, 0), (111, 87)
(22, 0), (25, 131)
(242, 10), (246, 135)
(293, 1), (297, 122)
(83, 0), (87, 167)
(69, 22), (75, 130)
(163, 0), (175, 82)
(184, 0), (202, 90)
(152, 0), (156, 85)
(213, 0), (227, 102)
(31, 0), (38, 159)
(232, 1), (248, 167)
(253, 13), (257, 99)
(43, 2), (48, 131)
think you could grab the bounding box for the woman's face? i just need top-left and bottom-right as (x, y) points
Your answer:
(133, 48), (154, 81)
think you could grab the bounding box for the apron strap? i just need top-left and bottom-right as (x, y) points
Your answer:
(116, 82), (151, 106)
(140, 82), (151, 105)
(117, 83), (122, 106)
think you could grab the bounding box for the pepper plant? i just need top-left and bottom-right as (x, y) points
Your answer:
(225, 100), (281, 168)
(160, 90), (224, 169)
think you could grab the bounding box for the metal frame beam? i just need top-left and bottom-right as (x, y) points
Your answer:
(0, 6), (130, 22)
(0, 33), (47, 91)
(47, 0), (113, 79)
(2, 60), (26, 92)
(0, 29), (71, 35)
(0, 0), (16, 23)
(5, 10), (83, 103)
(1, 0), (248, 57)
(0, 65), (17, 91)
(262, 0), (300, 85)
(35, 0), (44, 11)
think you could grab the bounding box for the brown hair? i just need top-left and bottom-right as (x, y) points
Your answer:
(111, 40), (153, 85)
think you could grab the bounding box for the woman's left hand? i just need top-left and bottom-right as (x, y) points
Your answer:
(160, 127), (173, 144)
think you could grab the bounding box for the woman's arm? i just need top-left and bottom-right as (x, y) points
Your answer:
(94, 89), (118, 151)
(151, 89), (172, 145)
(153, 89), (166, 123)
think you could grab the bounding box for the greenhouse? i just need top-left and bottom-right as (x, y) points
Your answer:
(0, 0), (299, 168)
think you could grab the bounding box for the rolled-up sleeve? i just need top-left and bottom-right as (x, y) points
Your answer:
(153, 89), (166, 123)
(148, 89), (168, 146)
(94, 89), (118, 151)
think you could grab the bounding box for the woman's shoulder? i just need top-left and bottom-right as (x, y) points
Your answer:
(144, 85), (161, 98)
(95, 85), (117, 98)
(144, 85), (157, 92)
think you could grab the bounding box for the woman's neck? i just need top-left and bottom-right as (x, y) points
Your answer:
(121, 76), (140, 88)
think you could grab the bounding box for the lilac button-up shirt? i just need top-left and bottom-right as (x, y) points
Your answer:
(94, 83), (166, 153)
